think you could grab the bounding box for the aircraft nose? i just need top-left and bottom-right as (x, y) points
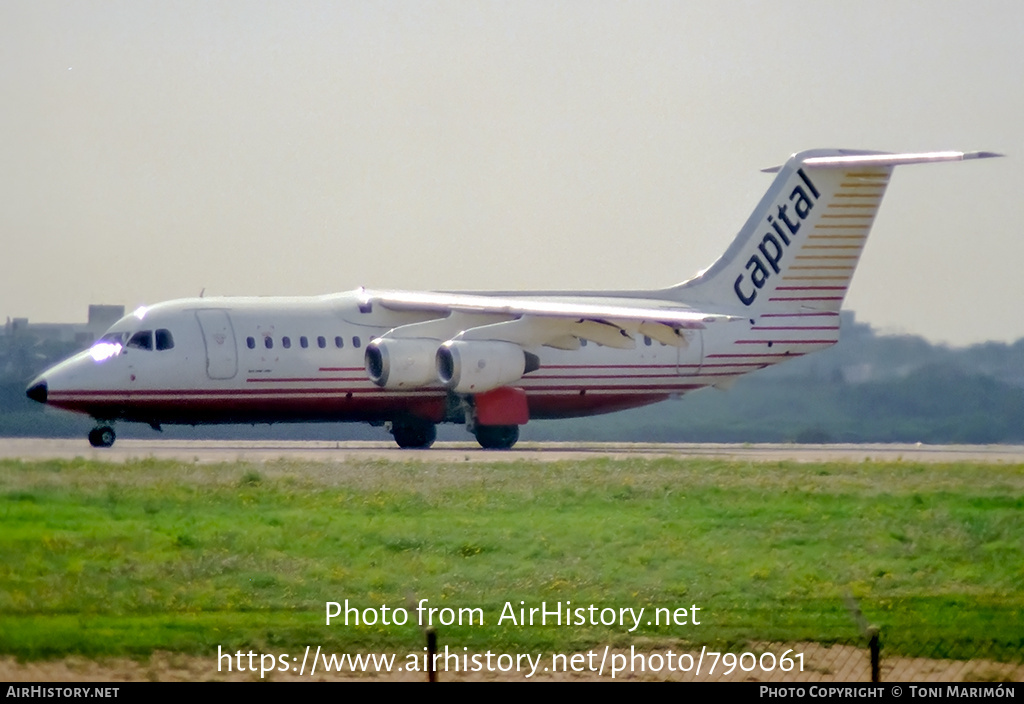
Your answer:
(26, 380), (48, 404)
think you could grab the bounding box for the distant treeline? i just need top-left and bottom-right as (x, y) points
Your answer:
(3, 313), (1023, 444)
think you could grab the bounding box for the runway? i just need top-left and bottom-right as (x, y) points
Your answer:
(2, 438), (1023, 463)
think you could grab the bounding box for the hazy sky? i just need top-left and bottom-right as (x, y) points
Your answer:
(2, 1), (1022, 345)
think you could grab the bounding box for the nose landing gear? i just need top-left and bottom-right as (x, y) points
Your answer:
(88, 425), (116, 448)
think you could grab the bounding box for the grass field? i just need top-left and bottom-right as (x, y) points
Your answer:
(1, 456), (1021, 663)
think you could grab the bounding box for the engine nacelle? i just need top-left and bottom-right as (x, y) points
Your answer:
(436, 340), (539, 394)
(364, 338), (440, 389)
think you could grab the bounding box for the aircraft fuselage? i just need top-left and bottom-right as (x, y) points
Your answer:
(37, 291), (811, 428)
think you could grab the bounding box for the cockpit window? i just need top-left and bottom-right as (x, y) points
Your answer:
(155, 329), (174, 351)
(127, 330), (153, 351)
(98, 331), (129, 345)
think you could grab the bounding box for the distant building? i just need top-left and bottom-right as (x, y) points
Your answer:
(3, 305), (125, 347)
(85, 305), (125, 340)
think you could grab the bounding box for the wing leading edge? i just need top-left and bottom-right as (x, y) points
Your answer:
(357, 287), (743, 351)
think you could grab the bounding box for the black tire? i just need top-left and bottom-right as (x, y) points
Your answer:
(88, 426), (116, 448)
(391, 421), (437, 449)
(474, 424), (519, 450)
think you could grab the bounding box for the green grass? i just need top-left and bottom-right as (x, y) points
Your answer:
(0, 456), (1021, 661)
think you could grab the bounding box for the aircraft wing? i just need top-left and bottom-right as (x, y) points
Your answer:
(357, 288), (743, 349)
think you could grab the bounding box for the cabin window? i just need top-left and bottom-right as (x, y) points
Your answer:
(127, 330), (153, 351)
(317, 336), (326, 349)
(334, 336), (344, 348)
(352, 336), (361, 348)
(643, 336), (652, 347)
(246, 336), (255, 349)
(282, 336), (291, 349)
(300, 336), (308, 349)
(155, 329), (175, 351)
(264, 336), (273, 349)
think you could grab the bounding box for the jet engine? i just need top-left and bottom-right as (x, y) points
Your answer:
(436, 340), (540, 394)
(364, 338), (440, 389)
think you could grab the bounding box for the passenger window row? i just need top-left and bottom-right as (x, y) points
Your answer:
(245, 335), (362, 351)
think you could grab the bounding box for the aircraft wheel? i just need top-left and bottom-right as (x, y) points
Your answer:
(391, 421), (437, 449)
(474, 424), (519, 450)
(88, 426), (116, 448)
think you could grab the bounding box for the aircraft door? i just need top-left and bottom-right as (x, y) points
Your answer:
(676, 329), (703, 377)
(196, 310), (238, 380)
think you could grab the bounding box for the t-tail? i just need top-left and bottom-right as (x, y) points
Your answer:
(665, 149), (1001, 316)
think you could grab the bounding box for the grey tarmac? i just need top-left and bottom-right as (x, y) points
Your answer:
(1, 438), (1022, 464)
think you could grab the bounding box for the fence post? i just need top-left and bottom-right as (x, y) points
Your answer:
(868, 626), (880, 683)
(427, 627), (438, 682)
(845, 592), (882, 682)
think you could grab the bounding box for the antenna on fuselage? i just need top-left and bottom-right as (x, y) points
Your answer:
(199, 288), (205, 298)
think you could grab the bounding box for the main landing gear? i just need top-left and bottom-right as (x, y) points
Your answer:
(473, 424), (519, 450)
(88, 425), (116, 448)
(389, 420), (437, 449)
(386, 420), (521, 450)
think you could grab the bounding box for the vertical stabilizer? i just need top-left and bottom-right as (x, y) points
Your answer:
(664, 149), (998, 316)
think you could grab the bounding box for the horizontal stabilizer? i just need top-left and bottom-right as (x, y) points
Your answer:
(762, 149), (1003, 173)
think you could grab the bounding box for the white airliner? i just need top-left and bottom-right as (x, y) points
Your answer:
(26, 149), (998, 449)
